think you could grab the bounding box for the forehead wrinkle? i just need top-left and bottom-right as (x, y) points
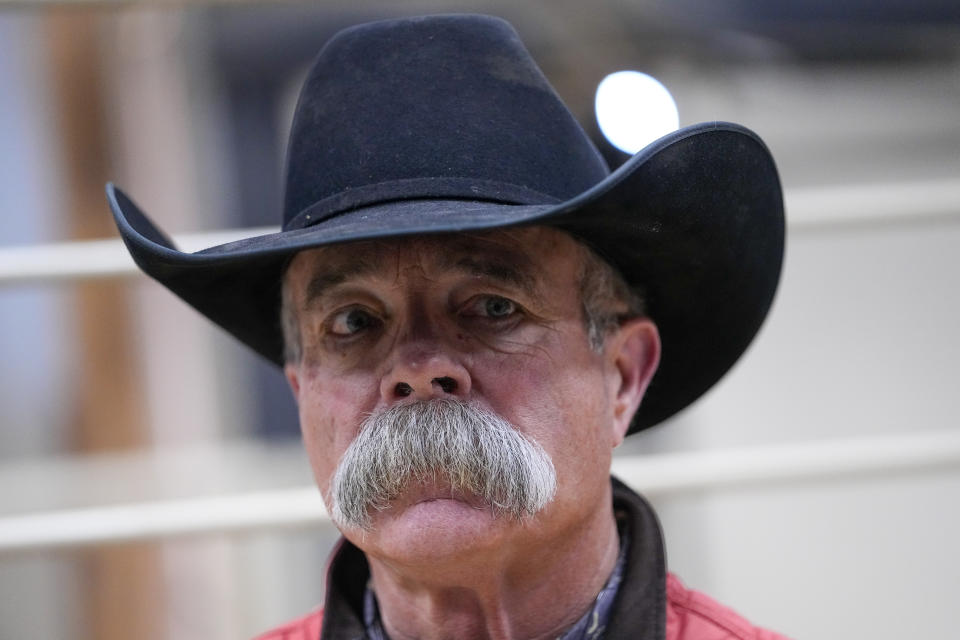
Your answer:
(297, 228), (557, 306)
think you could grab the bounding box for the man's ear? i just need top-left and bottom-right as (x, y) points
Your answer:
(605, 317), (660, 447)
(284, 363), (301, 401)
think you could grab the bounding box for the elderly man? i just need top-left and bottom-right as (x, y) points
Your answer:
(109, 14), (787, 640)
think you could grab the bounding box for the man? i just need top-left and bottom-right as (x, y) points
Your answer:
(109, 14), (787, 640)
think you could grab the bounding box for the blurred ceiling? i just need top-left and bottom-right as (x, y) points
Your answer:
(200, 0), (960, 189)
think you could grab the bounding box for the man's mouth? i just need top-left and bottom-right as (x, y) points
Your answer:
(394, 478), (487, 509)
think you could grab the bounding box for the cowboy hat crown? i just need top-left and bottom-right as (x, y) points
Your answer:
(283, 14), (608, 231)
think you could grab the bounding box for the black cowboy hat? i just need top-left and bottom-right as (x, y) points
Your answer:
(108, 14), (784, 434)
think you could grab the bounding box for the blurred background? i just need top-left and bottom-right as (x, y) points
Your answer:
(1, 1), (959, 638)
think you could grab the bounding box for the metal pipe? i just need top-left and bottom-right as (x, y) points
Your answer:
(0, 226), (277, 285)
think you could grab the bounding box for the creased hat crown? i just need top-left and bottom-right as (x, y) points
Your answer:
(282, 14), (609, 231)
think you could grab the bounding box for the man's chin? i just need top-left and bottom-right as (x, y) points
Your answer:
(344, 497), (518, 563)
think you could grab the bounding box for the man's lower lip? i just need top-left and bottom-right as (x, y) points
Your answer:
(411, 496), (483, 508)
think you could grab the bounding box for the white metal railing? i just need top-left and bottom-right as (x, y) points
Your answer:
(2, 429), (959, 554)
(1, 179), (959, 285)
(0, 226), (277, 286)
(782, 177), (960, 230)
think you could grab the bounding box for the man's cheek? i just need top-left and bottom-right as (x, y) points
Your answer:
(297, 398), (340, 472)
(300, 409), (338, 457)
(301, 371), (372, 424)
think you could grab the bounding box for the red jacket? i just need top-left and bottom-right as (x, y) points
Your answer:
(256, 479), (790, 640)
(257, 574), (787, 640)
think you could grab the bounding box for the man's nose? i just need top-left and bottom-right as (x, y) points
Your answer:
(379, 347), (472, 403)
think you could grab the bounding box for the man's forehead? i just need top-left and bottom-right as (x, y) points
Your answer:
(286, 226), (581, 294)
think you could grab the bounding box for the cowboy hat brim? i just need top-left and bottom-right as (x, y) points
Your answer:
(109, 121), (784, 433)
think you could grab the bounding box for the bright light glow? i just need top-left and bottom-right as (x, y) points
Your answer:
(595, 71), (679, 155)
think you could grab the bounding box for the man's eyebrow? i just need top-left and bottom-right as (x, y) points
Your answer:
(443, 254), (540, 297)
(302, 259), (376, 306)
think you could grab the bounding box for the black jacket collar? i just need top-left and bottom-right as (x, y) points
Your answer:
(319, 477), (666, 639)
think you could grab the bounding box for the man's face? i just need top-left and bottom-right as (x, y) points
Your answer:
(283, 226), (657, 564)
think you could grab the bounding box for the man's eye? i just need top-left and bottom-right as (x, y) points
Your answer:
(329, 308), (379, 336)
(461, 295), (519, 321)
(483, 296), (517, 318)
